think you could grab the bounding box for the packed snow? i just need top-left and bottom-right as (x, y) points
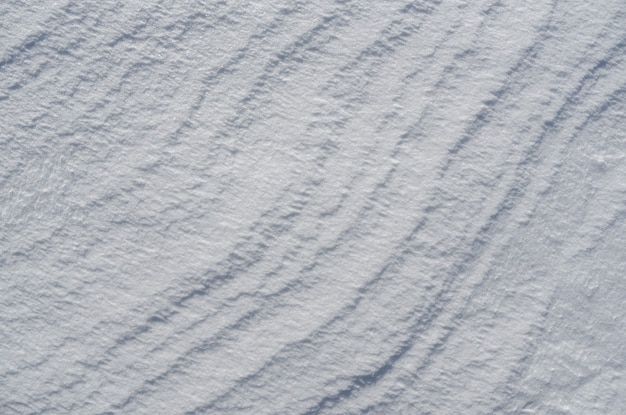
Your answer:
(1, 1), (625, 414)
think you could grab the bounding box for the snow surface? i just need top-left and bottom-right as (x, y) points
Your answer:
(1, 1), (625, 414)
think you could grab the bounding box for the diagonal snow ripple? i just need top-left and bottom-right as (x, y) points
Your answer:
(1, 1), (625, 414)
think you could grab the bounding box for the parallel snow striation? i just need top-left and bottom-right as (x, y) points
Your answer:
(1, 1), (625, 414)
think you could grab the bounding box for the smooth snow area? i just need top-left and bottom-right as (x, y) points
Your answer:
(1, 1), (625, 414)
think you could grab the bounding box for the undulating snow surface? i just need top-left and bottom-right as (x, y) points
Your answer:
(1, 1), (625, 414)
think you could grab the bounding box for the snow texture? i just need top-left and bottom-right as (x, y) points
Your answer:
(1, 1), (625, 414)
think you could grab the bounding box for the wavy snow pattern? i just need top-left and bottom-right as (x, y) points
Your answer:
(1, 1), (625, 414)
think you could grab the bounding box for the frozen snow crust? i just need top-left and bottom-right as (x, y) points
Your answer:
(1, 1), (625, 414)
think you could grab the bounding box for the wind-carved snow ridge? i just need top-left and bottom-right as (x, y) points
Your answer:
(1, 1), (625, 414)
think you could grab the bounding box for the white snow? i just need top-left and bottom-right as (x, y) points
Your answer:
(1, 1), (625, 414)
